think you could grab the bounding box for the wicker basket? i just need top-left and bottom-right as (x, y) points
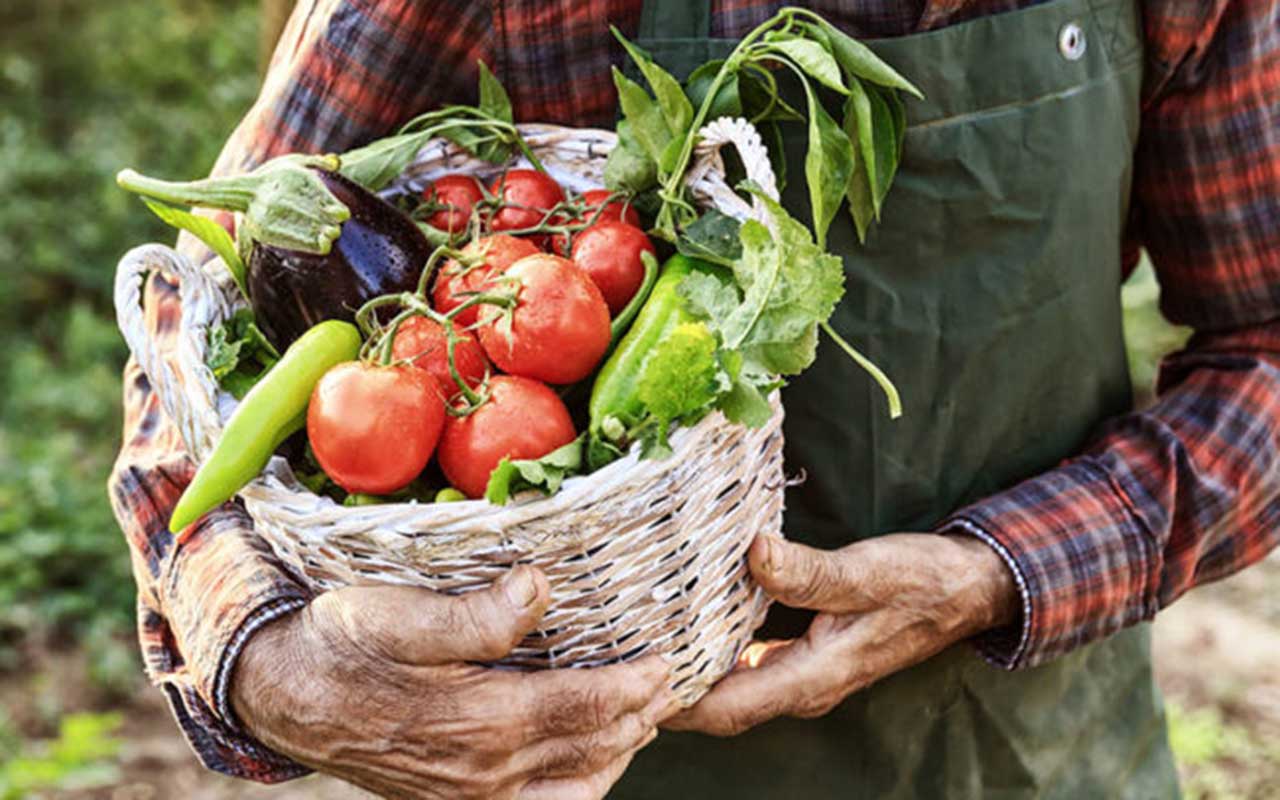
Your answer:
(114, 119), (786, 705)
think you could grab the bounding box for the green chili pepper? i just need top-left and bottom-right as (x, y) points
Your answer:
(169, 319), (362, 533)
(587, 254), (712, 468)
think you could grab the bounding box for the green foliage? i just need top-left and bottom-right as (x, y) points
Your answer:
(0, 0), (260, 663)
(0, 712), (122, 799)
(485, 435), (585, 505)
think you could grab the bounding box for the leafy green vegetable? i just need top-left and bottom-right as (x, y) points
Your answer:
(139, 199), (248, 298)
(477, 60), (513, 123)
(604, 120), (660, 193)
(485, 435), (585, 505)
(633, 322), (729, 457)
(676, 209), (743, 267)
(681, 188), (844, 379)
(614, 33), (694, 137)
(609, 7), (920, 244)
(764, 36), (848, 94)
(206, 309), (280, 399)
(801, 80), (856, 248)
(612, 67), (675, 167)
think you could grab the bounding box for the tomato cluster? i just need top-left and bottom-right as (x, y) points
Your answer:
(306, 171), (654, 500)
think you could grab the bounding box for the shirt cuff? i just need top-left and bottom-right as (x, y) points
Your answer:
(938, 458), (1161, 670)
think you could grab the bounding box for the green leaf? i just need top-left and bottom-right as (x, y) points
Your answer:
(485, 435), (584, 505)
(613, 30), (694, 136)
(604, 120), (659, 193)
(842, 87), (874, 243)
(139, 198), (247, 298)
(685, 60), (742, 119)
(816, 19), (923, 98)
(205, 309), (279, 399)
(765, 36), (848, 94)
(677, 209), (743, 268)
(719, 375), (775, 427)
(680, 189), (845, 378)
(612, 67), (674, 165)
(476, 60), (513, 123)
(339, 131), (432, 190)
(875, 85), (907, 204)
(802, 81), (855, 248)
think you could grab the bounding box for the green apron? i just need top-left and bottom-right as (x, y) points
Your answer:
(616, 0), (1181, 797)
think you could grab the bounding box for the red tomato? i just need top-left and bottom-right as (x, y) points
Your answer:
(422, 175), (484, 234)
(581, 189), (642, 228)
(432, 234), (540, 327)
(390, 316), (490, 395)
(308, 363), (445, 494)
(476, 253), (611, 385)
(437, 375), (577, 499)
(488, 169), (566, 232)
(570, 221), (656, 315)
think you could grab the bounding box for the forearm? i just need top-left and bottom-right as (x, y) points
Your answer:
(944, 321), (1280, 668)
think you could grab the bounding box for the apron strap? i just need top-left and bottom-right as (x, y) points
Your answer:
(638, 0), (712, 39)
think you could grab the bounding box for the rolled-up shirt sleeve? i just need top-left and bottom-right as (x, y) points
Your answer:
(942, 0), (1280, 669)
(108, 0), (491, 780)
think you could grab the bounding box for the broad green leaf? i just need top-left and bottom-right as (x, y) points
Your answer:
(140, 198), (247, 298)
(476, 60), (513, 123)
(766, 37), (848, 94)
(604, 120), (659, 193)
(802, 81), (855, 248)
(614, 31), (695, 136)
(612, 67), (673, 165)
(680, 191), (845, 377)
(685, 60), (742, 119)
(677, 209), (743, 268)
(485, 435), (584, 505)
(818, 19), (923, 98)
(719, 375), (775, 427)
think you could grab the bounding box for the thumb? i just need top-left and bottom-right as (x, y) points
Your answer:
(321, 565), (551, 665)
(747, 535), (866, 613)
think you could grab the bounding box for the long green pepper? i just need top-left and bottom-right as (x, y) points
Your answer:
(169, 319), (362, 533)
(587, 254), (712, 467)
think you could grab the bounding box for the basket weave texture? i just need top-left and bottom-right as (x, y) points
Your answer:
(115, 120), (786, 705)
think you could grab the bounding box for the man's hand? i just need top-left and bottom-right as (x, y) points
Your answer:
(665, 533), (1017, 737)
(232, 566), (676, 799)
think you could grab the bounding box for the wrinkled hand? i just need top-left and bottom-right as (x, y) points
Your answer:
(232, 566), (676, 799)
(666, 533), (1016, 736)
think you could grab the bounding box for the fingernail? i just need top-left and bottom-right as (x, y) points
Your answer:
(501, 567), (539, 609)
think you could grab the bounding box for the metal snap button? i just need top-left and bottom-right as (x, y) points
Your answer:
(1059, 22), (1086, 61)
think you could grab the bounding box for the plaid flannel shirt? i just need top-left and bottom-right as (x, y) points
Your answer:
(108, 0), (1280, 781)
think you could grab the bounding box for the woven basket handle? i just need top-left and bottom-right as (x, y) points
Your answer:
(114, 243), (231, 461)
(687, 117), (781, 224)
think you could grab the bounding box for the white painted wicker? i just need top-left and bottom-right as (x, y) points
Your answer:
(114, 120), (785, 704)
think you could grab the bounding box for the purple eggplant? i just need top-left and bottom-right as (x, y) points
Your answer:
(118, 158), (431, 350)
(246, 171), (429, 349)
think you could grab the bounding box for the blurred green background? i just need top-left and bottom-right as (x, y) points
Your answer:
(0, 1), (1273, 798)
